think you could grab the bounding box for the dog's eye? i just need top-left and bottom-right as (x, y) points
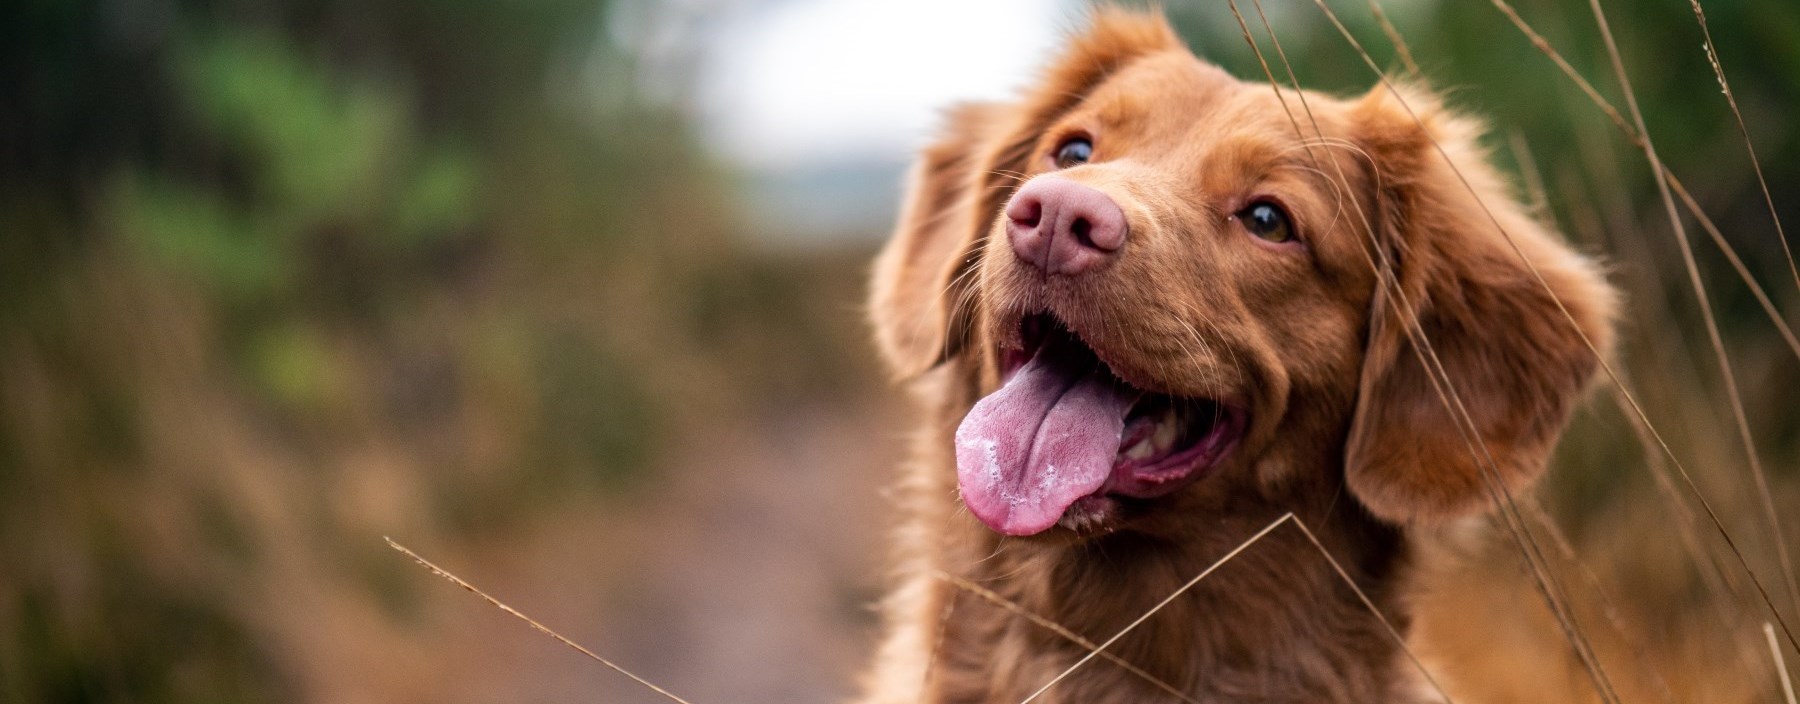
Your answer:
(1238, 201), (1294, 243)
(1053, 138), (1092, 169)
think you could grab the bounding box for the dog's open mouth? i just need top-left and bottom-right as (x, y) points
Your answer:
(954, 315), (1246, 536)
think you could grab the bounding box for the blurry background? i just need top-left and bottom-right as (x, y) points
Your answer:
(2, 0), (1797, 701)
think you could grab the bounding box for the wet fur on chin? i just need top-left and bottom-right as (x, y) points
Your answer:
(860, 8), (1615, 704)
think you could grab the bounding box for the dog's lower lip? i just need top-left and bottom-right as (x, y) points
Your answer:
(1103, 402), (1242, 499)
(1057, 495), (1119, 533)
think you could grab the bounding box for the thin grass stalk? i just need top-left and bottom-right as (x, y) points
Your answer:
(387, 538), (699, 704)
(1522, 498), (1682, 704)
(1015, 514), (1297, 704)
(1364, 0), (1420, 75)
(1682, 0), (1800, 299)
(1771, 622), (1799, 704)
(935, 572), (1203, 704)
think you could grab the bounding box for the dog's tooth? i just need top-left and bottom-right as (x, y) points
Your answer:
(1124, 438), (1155, 460)
(1151, 413), (1181, 450)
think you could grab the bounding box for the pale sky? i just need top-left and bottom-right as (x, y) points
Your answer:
(694, 0), (1078, 170)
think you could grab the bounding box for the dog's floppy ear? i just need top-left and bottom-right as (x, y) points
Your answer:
(1343, 86), (1617, 524)
(869, 102), (1008, 378)
(869, 9), (1180, 379)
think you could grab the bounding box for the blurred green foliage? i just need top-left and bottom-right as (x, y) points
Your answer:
(1, 0), (896, 690)
(0, 0), (791, 699)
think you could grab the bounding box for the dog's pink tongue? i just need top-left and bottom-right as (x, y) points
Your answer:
(955, 342), (1135, 536)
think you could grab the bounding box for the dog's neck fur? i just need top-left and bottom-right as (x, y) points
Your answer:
(880, 368), (1426, 704)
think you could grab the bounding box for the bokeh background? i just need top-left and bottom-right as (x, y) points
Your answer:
(3, 0), (1798, 702)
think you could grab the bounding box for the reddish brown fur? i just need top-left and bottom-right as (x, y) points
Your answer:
(862, 9), (1616, 703)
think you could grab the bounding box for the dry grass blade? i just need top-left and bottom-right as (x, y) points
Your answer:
(1521, 499), (1681, 704)
(1601, 345), (1800, 656)
(1685, 0), (1800, 297)
(933, 571), (1204, 704)
(1014, 513), (1294, 704)
(1671, 180), (1800, 364)
(1604, 383), (1766, 675)
(1583, 0), (1800, 631)
(1506, 131), (1551, 221)
(1364, 0), (1420, 75)
(1771, 622), (1798, 704)
(385, 537), (700, 704)
(1285, 516), (1455, 703)
(919, 586), (962, 693)
(1222, 1), (1310, 150)
(1484, 0), (1629, 132)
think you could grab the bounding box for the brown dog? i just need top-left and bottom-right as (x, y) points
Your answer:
(859, 9), (1615, 704)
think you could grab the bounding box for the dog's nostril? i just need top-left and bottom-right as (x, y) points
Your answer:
(1069, 217), (1093, 248)
(1009, 199), (1043, 229)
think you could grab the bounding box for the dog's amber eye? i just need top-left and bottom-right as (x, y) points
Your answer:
(1238, 201), (1294, 243)
(1053, 138), (1092, 169)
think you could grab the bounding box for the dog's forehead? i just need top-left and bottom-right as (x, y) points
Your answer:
(1087, 52), (1239, 115)
(1082, 53), (1343, 154)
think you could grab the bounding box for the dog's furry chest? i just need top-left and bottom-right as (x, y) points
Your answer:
(916, 526), (1419, 704)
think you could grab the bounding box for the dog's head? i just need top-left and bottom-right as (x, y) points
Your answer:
(870, 10), (1614, 537)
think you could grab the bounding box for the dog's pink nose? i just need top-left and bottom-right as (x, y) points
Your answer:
(1005, 178), (1127, 276)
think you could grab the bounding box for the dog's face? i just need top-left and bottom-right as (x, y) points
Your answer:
(871, 11), (1614, 539)
(955, 53), (1385, 537)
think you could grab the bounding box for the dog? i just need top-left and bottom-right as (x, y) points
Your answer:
(858, 8), (1616, 704)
